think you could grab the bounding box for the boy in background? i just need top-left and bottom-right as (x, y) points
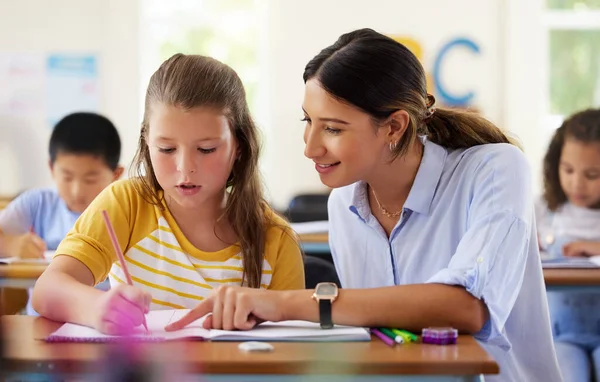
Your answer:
(0, 112), (122, 314)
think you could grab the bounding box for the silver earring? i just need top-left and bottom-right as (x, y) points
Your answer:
(389, 141), (397, 152)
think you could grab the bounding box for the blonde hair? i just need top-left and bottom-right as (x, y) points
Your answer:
(131, 54), (268, 288)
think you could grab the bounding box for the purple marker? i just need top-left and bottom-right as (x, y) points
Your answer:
(371, 328), (395, 347)
(422, 327), (458, 345)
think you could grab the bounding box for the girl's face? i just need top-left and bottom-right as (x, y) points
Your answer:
(148, 104), (238, 210)
(301, 80), (391, 188)
(559, 137), (600, 208)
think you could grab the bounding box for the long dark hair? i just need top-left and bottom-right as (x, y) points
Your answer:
(131, 54), (267, 288)
(303, 28), (513, 158)
(543, 108), (600, 210)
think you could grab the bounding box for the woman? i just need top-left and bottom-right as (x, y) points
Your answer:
(167, 29), (562, 382)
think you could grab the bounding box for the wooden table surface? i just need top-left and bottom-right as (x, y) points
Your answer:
(543, 268), (600, 286)
(0, 263), (47, 279)
(1, 316), (499, 376)
(298, 232), (328, 244)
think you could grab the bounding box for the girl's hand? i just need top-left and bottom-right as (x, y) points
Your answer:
(94, 284), (151, 335)
(165, 286), (286, 332)
(562, 241), (600, 258)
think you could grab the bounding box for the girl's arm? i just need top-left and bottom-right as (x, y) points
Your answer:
(33, 256), (151, 333)
(0, 190), (45, 258)
(33, 255), (104, 326)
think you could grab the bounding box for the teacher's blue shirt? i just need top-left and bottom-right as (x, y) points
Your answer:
(328, 138), (562, 382)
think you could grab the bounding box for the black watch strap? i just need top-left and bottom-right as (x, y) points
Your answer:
(319, 299), (333, 329)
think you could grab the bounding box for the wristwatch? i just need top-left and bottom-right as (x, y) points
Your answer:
(312, 282), (339, 329)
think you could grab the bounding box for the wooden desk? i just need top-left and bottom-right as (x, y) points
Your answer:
(299, 232), (600, 291)
(0, 196), (13, 210)
(299, 233), (328, 243)
(298, 232), (330, 254)
(1, 316), (498, 381)
(543, 268), (600, 292)
(0, 263), (47, 288)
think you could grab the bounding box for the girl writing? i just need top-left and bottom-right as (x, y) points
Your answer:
(537, 108), (600, 382)
(33, 54), (304, 335)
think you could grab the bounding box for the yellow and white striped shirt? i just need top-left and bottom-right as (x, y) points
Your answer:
(56, 179), (305, 310)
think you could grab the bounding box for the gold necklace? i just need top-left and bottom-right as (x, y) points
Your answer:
(370, 187), (402, 218)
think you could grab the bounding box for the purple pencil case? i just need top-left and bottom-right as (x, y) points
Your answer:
(421, 327), (458, 345)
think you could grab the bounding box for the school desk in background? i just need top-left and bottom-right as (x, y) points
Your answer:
(0, 251), (55, 265)
(285, 193), (329, 223)
(297, 232), (600, 293)
(540, 252), (600, 269)
(0, 252), (53, 314)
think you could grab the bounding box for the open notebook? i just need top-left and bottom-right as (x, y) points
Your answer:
(541, 252), (600, 269)
(0, 251), (54, 265)
(46, 309), (371, 343)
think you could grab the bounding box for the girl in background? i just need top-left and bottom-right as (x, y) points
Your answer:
(537, 108), (600, 382)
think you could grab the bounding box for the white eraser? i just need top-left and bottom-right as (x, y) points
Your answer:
(238, 341), (274, 352)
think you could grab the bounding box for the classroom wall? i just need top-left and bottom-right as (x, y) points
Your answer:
(0, 0), (546, 211)
(0, 0), (140, 196)
(261, 0), (509, 209)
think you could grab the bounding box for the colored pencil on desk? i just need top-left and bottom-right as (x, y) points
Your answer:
(391, 329), (412, 343)
(101, 210), (149, 333)
(380, 327), (405, 344)
(371, 328), (395, 347)
(396, 329), (418, 342)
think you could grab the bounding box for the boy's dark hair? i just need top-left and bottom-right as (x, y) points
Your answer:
(543, 108), (600, 211)
(49, 112), (121, 170)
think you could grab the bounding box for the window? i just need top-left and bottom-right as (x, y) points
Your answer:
(140, 0), (264, 113)
(544, 0), (600, 128)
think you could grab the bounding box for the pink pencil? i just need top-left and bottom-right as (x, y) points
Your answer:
(101, 210), (149, 333)
(371, 328), (395, 347)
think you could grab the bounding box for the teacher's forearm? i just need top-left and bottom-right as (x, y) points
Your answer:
(283, 284), (488, 333)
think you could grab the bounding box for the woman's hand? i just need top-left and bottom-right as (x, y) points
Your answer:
(165, 286), (287, 332)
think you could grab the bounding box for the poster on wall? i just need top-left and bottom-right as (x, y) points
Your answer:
(46, 54), (99, 127)
(0, 53), (45, 117)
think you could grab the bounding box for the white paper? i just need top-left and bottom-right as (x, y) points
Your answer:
(46, 309), (370, 343)
(46, 54), (99, 127)
(541, 254), (600, 269)
(0, 251), (53, 264)
(290, 221), (329, 234)
(0, 53), (45, 116)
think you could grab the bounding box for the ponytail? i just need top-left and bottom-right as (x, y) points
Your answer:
(425, 107), (518, 150)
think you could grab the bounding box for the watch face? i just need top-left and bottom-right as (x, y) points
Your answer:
(316, 282), (338, 296)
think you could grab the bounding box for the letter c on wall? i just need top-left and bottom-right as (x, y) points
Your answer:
(433, 38), (480, 107)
